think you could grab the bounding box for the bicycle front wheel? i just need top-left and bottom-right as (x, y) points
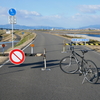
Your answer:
(84, 60), (99, 84)
(60, 56), (79, 74)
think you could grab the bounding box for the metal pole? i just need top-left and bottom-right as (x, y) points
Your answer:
(85, 42), (86, 45)
(2, 47), (4, 54)
(12, 17), (14, 48)
(44, 48), (46, 69)
(41, 48), (51, 71)
(31, 47), (34, 54)
(61, 40), (66, 53)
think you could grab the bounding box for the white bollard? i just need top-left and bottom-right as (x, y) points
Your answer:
(30, 44), (35, 54)
(61, 40), (66, 53)
(41, 48), (51, 71)
(31, 47), (34, 54)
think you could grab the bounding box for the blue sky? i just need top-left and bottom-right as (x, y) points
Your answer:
(0, 0), (100, 28)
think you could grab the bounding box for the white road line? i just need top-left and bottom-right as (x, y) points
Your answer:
(0, 40), (35, 68)
(0, 59), (10, 68)
(22, 40), (35, 51)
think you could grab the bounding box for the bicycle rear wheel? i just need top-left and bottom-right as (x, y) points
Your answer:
(84, 60), (99, 84)
(60, 56), (79, 74)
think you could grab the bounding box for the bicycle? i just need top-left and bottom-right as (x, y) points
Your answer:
(60, 43), (99, 84)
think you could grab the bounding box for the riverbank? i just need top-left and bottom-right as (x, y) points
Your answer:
(47, 31), (100, 53)
(0, 31), (37, 64)
(66, 34), (100, 41)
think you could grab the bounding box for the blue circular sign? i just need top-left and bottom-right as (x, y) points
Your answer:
(22, 32), (24, 35)
(9, 8), (16, 16)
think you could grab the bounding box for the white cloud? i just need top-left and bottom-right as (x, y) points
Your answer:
(50, 15), (61, 18)
(0, 6), (100, 28)
(18, 10), (41, 16)
(78, 5), (100, 13)
(0, 6), (8, 16)
(17, 10), (42, 20)
(0, 7), (8, 24)
(70, 13), (100, 28)
(72, 13), (82, 19)
(16, 9), (62, 26)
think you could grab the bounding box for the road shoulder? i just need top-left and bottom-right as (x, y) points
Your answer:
(0, 33), (37, 64)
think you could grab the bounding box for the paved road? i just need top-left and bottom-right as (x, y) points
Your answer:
(0, 33), (21, 52)
(0, 31), (100, 100)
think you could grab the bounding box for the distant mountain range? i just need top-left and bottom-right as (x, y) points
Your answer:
(0, 24), (65, 30)
(79, 25), (100, 29)
(0, 24), (100, 29)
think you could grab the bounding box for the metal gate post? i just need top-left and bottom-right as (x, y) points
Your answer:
(41, 48), (51, 71)
(61, 40), (66, 53)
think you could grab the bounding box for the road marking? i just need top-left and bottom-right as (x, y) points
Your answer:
(0, 40), (35, 68)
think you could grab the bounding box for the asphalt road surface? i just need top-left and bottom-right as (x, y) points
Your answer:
(0, 31), (100, 100)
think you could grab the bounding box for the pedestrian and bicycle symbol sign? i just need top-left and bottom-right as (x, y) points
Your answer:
(9, 49), (25, 65)
(71, 38), (89, 42)
(9, 8), (16, 16)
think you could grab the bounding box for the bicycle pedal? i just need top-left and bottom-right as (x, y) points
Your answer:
(79, 73), (82, 76)
(71, 57), (74, 59)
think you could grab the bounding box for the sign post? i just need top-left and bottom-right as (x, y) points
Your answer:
(8, 8), (16, 48)
(2, 44), (5, 54)
(30, 44), (35, 54)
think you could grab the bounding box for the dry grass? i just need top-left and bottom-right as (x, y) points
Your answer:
(0, 30), (36, 64)
(86, 45), (100, 52)
(53, 33), (100, 53)
(0, 30), (17, 42)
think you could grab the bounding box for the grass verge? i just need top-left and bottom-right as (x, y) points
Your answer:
(0, 30), (37, 64)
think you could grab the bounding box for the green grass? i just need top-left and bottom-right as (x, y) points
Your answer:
(0, 30), (34, 47)
(14, 33), (34, 47)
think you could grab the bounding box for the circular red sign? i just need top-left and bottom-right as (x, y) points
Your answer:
(2, 44), (5, 48)
(9, 49), (25, 65)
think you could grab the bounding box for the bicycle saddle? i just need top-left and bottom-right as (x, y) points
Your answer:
(81, 50), (88, 54)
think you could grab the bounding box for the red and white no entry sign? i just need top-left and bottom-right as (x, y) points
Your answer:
(9, 49), (25, 65)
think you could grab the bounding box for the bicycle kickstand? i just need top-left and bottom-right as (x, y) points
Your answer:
(82, 73), (88, 84)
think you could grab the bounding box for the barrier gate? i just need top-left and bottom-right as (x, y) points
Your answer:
(61, 39), (100, 53)
(0, 46), (51, 71)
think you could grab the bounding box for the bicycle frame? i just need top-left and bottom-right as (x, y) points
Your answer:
(60, 43), (99, 84)
(70, 46), (87, 70)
